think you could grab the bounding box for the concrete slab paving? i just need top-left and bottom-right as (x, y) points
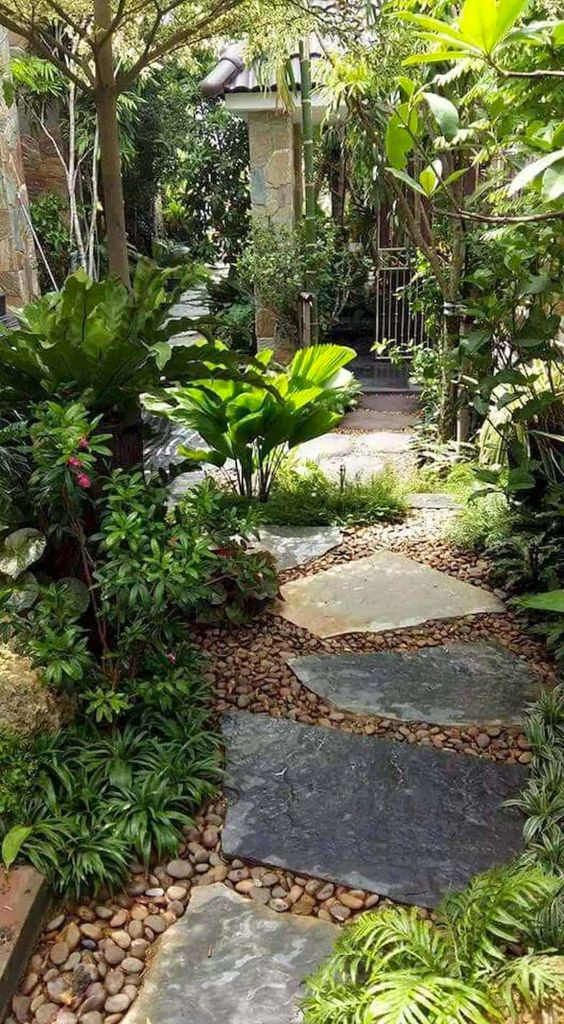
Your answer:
(251, 526), (343, 571)
(121, 884), (336, 1024)
(275, 551), (504, 637)
(287, 642), (541, 727)
(222, 713), (525, 907)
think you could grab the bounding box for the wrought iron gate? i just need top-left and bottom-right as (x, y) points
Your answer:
(375, 248), (426, 350)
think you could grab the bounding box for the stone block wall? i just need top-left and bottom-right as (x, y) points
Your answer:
(0, 30), (38, 307)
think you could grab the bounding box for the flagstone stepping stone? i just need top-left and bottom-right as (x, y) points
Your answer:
(121, 884), (336, 1024)
(287, 642), (540, 728)
(275, 551), (504, 637)
(222, 713), (525, 907)
(252, 526), (343, 571)
(407, 492), (459, 509)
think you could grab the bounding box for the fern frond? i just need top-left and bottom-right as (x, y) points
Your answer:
(328, 909), (452, 983)
(365, 970), (499, 1024)
(494, 953), (564, 1017)
(440, 866), (561, 973)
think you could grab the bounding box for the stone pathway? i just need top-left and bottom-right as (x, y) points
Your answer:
(287, 642), (540, 728)
(250, 526), (343, 571)
(222, 712), (525, 907)
(121, 885), (335, 1024)
(276, 551), (504, 637)
(9, 500), (555, 1024)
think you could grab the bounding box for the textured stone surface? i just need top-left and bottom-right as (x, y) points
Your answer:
(276, 552), (505, 637)
(287, 642), (540, 727)
(407, 492), (460, 509)
(222, 713), (525, 907)
(252, 526), (343, 571)
(0, 867), (50, 1018)
(121, 884), (335, 1024)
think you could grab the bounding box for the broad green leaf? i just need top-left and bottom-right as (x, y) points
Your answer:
(419, 160), (443, 196)
(517, 590), (564, 613)
(459, 0), (528, 53)
(423, 93), (460, 141)
(7, 571), (39, 611)
(2, 826), (33, 870)
(385, 105), (419, 170)
(404, 51), (472, 65)
(398, 76), (416, 98)
(0, 528), (46, 579)
(508, 148), (564, 195)
(151, 342), (171, 371)
(386, 167), (426, 195)
(542, 159), (564, 201)
(56, 578), (90, 614)
(396, 11), (467, 42)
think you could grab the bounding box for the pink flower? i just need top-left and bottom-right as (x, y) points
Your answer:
(78, 436), (90, 451)
(165, 651), (177, 664)
(76, 472), (92, 489)
(67, 455), (83, 468)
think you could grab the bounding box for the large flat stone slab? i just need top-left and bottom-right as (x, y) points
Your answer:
(222, 713), (525, 907)
(275, 551), (504, 637)
(121, 884), (336, 1024)
(252, 526), (342, 571)
(287, 642), (540, 728)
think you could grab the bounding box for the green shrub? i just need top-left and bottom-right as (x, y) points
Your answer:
(143, 343), (356, 501)
(303, 864), (564, 1024)
(447, 490), (512, 552)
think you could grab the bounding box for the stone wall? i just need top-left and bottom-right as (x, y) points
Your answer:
(247, 110), (302, 358)
(0, 30), (38, 306)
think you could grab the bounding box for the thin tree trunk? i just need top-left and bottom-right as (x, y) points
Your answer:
(87, 118), (100, 278)
(438, 213), (466, 442)
(93, 0), (130, 287)
(299, 38), (319, 345)
(68, 77), (87, 269)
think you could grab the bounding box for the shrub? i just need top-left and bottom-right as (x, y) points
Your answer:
(143, 343), (356, 500)
(303, 865), (564, 1024)
(447, 491), (512, 552)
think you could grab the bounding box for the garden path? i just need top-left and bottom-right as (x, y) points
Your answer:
(118, 503), (545, 1024)
(12, 499), (554, 1024)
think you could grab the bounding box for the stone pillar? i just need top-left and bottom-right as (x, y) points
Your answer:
(0, 30), (38, 307)
(248, 110), (299, 359)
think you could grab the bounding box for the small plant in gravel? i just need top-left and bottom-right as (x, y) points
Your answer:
(180, 464), (407, 529)
(303, 864), (564, 1024)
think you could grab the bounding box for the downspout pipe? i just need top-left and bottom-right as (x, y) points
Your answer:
(200, 45), (245, 98)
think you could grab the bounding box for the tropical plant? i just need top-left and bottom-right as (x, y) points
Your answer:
(143, 343), (356, 500)
(303, 865), (564, 1024)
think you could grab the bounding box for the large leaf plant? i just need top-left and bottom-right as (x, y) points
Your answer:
(143, 343), (356, 500)
(0, 259), (267, 470)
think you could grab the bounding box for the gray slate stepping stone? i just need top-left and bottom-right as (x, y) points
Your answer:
(222, 712), (525, 907)
(121, 884), (336, 1024)
(252, 526), (343, 571)
(275, 551), (504, 637)
(287, 642), (540, 728)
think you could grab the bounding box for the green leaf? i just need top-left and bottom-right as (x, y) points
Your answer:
(422, 93), (460, 141)
(403, 50), (472, 65)
(517, 590), (564, 613)
(0, 528), (46, 579)
(509, 148), (564, 195)
(542, 159), (564, 201)
(386, 167), (426, 195)
(419, 160), (443, 196)
(385, 105), (419, 170)
(2, 78), (15, 107)
(151, 342), (172, 371)
(458, 0), (528, 53)
(2, 826), (33, 870)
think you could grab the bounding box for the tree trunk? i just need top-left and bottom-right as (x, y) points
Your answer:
(299, 38), (319, 345)
(93, 0), (131, 287)
(438, 210), (466, 442)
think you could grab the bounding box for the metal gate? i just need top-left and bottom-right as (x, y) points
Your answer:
(375, 248), (426, 349)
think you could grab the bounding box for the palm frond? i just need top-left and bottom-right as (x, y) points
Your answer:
(365, 970), (499, 1024)
(440, 865), (561, 973)
(494, 953), (564, 1017)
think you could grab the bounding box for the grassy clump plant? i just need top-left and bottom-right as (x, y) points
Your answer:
(179, 463), (407, 529)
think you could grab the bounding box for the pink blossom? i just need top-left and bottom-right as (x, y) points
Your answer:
(67, 455), (83, 468)
(78, 436), (90, 451)
(76, 472), (92, 489)
(165, 651), (177, 664)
